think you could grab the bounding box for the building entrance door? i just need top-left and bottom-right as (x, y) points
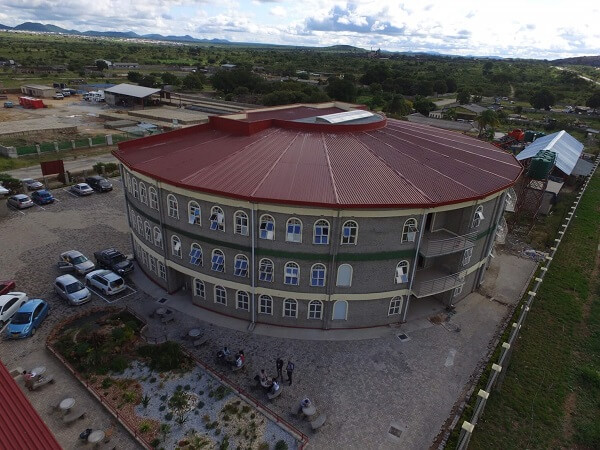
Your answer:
(332, 300), (348, 320)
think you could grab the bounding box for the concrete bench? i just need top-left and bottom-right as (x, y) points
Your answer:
(161, 314), (175, 324)
(193, 337), (208, 348)
(267, 386), (283, 400)
(63, 408), (86, 424)
(311, 414), (327, 431)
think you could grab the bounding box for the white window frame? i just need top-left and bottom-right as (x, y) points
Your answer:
(234, 254), (249, 277)
(194, 279), (205, 298)
(472, 205), (484, 228)
(210, 206), (225, 232)
(236, 291), (249, 311)
(388, 296), (404, 315)
(402, 218), (418, 243)
(259, 214), (275, 240)
(132, 178), (139, 199)
(463, 248), (473, 266)
(149, 187), (159, 210)
(454, 284), (464, 297)
(259, 258), (274, 282)
(308, 300), (323, 319)
(137, 216), (143, 234)
(214, 285), (227, 305)
(129, 207), (135, 227)
(234, 211), (249, 236)
(336, 264), (353, 287)
(144, 221), (151, 241)
(158, 261), (166, 280)
(283, 298), (298, 318)
(395, 261), (409, 284)
(332, 300), (348, 320)
(211, 249), (225, 272)
(189, 243), (203, 266)
(139, 182), (147, 204)
(310, 264), (326, 287)
(188, 201), (201, 226)
(284, 262), (300, 286)
(171, 235), (182, 258)
(141, 249), (148, 267)
(153, 226), (163, 248)
(167, 194), (179, 219)
(286, 218), (303, 243)
(313, 219), (330, 245)
(149, 255), (157, 273)
(341, 220), (358, 245)
(259, 295), (273, 315)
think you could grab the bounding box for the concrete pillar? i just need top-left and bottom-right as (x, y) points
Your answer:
(64, 172), (70, 184)
(71, 140), (76, 149)
(106, 134), (113, 146)
(35, 144), (41, 155)
(88, 138), (93, 147)
(54, 142), (59, 152)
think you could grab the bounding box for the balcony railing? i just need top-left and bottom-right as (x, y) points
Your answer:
(413, 269), (466, 298)
(419, 230), (477, 258)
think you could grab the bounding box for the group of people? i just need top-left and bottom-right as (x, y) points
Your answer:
(216, 346), (246, 368)
(254, 357), (295, 394)
(22, 370), (40, 390)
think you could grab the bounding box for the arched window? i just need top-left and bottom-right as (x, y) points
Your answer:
(132, 178), (139, 199)
(211, 249), (225, 272)
(158, 261), (166, 280)
(136, 216), (143, 234)
(129, 207), (135, 227)
(210, 206), (225, 231)
(153, 226), (163, 248)
(259, 258), (274, 282)
(341, 220), (358, 245)
(214, 285), (227, 305)
(388, 296), (404, 315)
(171, 235), (182, 258)
(139, 182), (147, 204)
(284, 262), (300, 285)
(149, 187), (159, 210)
(188, 201), (201, 225)
(234, 254), (249, 277)
(167, 194), (178, 219)
(286, 218), (302, 243)
(194, 279), (205, 298)
(283, 299), (298, 318)
(395, 261), (409, 284)
(313, 219), (330, 245)
(336, 264), (353, 287)
(472, 205), (484, 228)
(259, 295), (273, 315)
(332, 300), (348, 320)
(462, 248), (473, 266)
(236, 291), (249, 310)
(402, 218), (418, 243)
(144, 221), (151, 241)
(308, 300), (323, 319)
(310, 264), (326, 287)
(234, 211), (249, 235)
(125, 172), (131, 192)
(259, 214), (275, 240)
(189, 243), (203, 266)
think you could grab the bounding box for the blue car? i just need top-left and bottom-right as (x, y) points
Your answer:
(6, 299), (49, 339)
(31, 189), (55, 205)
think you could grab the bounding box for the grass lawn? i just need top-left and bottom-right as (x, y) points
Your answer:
(0, 146), (114, 172)
(467, 169), (600, 449)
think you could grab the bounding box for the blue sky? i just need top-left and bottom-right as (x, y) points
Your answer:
(0, 0), (598, 59)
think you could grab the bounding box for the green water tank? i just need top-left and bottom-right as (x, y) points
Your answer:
(524, 130), (536, 142)
(527, 150), (556, 179)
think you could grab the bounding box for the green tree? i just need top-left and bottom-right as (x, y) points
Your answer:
(139, 75), (159, 88)
(433, 80), (448, 95)
(161, 72), (180, 86)
(586, 92), (600, 108)
(413, 96), (436, 116)
(445, 78), (457, 93)
(182, 73), (205, 91)
(96, 60), (108, 71)
(476, 109), (500, 138)
(127, 71), (142, 83)
(530, 88), (555, 110)
(326, 78), (357, 102)
(384, 95), (411, 116)
(457, 91), (471, 104)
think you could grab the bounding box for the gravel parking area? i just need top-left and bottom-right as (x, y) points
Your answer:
(0, 181), (537, 449)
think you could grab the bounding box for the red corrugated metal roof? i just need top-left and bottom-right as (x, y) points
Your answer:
(0, 361), (61, 449)
(114, 107), (522, 209)
(243, 106), (344, 122)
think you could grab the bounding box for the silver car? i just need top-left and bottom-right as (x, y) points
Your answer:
(59, 250), (95, 275)
(70, 183), (94, 196)
(22, 178), (43, 191)
(7, 194), (34, 209)
(85, 270), (126, 295)
(54, 274), (92, 306)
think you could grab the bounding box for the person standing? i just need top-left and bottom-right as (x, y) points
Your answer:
(276, 357), (284, 380)
(286, 360), (295, 386)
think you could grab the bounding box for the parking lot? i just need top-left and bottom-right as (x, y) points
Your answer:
(0, 180), (538, 449)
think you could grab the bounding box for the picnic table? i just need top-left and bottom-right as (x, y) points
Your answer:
(88, 430), (105, 445)
(302, 403), (317, 418)
(31, 366), (46, 376)
(188, 328), (201, 338)
(59, 397), (75, 412)
(155, 307), (167, 317)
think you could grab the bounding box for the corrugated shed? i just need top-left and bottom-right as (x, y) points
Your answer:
(0, 361), (61, 449)
(516, 130), (584, 175)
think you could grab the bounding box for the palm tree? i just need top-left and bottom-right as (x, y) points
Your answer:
(477, 110), (500, 138)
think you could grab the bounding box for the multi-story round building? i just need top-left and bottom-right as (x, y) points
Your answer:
(114, 103), (522, 332)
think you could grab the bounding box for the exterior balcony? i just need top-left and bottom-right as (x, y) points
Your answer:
(419, 229), (477, 258)
(412, 267), (466, 298)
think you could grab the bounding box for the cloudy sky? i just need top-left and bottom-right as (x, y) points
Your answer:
(0, 0), (598, 59)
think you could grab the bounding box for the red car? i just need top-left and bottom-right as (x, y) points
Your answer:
(0, 280), (16, 295)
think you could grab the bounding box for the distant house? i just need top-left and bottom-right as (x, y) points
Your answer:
(220, 64), (237, 70)
(112, 62), (139, 69)
(453, 104), (487, 120)
(428, 109), (445, 119)
(20, 84), (55, 98)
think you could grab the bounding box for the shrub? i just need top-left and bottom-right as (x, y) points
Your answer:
(165, 412), (173, 421)
(0, 173), (22, 194)
(109, 355), (129, 373)
(275, 440), (288, 450)
(93, 162), (105, 174)
(258, 444), (269, 450)
(139, 421), (151, 433)
(150, 438), (160, 448)
(104, 162), (118, 173)
(197, 401), (205, 409)
(101, 377), (113, 389)
(159, 405), (166, 412)
(184, 384), (191, 391)
(122, 391), (137, 403)
(142, 394), (150, 408)
(137, 342), (190, 372)
(149, 377), (157, 383)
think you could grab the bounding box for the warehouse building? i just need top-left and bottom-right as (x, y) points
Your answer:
(104, 83), (161, 108)
(114, 103), (522, 332)
(20, 84), (55, 98)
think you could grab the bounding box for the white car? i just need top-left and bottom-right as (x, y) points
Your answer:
(0, 292), (29, 326)
(71, 183), (94, 196)
(85, 270), (126, 295)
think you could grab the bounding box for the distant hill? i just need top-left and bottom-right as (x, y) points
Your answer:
(553, 55), (600, 67)
(321, 45), (367, 53)
(0, 23), (11, 30)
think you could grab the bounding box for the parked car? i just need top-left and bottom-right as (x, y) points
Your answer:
(6, 299), (49, 339)
(85, 270), (126, 295)
(0, 292), (29, 326)
(54, 274), (92, 305)
(0, 280), (16, 296)
(53, 93), (64, 100)
(94, 248), (134, 275)
(70, 183), (94, 196)
(59, 250), (95, 275)
(23, 178), (43, 191)
(7, 194), (34, 209)
(31, 189), (55, 205)
(85, 175), (113, 192)
(3, 101), (14, 108)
